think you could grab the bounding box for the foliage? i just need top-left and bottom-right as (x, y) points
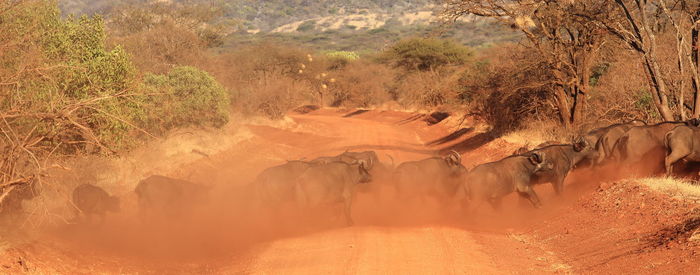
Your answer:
(379, 37), (473, 71)
(325, 51), (360, 70)
(2, 2), (143, 154)
(327, 61), (393, 107)
(325, 51), (360, 61)
(142, 66), (230, 133)
(107, 0), (236, 48)
(396, 71), (456, 107)
(108, 20), (205, 74)
(0, 0), (144, 209)
(296, 20), (317, 32)
(212, 43), (323, 119)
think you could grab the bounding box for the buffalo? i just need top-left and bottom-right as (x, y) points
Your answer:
(134, 175), (210, 219)
(512, 146), (529, 156)
(664, 124), (700, 176)
(512, 141), (558, 156)
(529, 137), (597, 195)
(310, 150), (379, 170)
(592, 120), (646, 165)
(72, 184), (120, 224)
(295, 160), (371, 226)
(611, 121), (693, 174)
(393, 151), (467, 204)
(251, 160), (312, 207)
(465, 151), (551, 210)
(310, 150), (390, 199)
(583, 120), (645, 145)
(0, 180), (40, 224)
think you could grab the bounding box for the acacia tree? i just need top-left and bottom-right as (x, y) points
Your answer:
(0, 1), (144, 216)
(442, 0), (611, 128)
(661, 0), (700, 118)
(578, 0), (678, 120)
(574, 0), (700, 121)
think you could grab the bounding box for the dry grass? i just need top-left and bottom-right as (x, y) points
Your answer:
(637, 177), (700, 202)
(550, 263), (573, 274)
(22, 121), (254, 227)
(501, 119), (568, 148)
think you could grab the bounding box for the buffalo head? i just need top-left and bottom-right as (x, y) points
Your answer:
(529, 151), (553, 172)
(354, 159), (372, 183)
(573, 136), (588, 152)
(444, 150), (462, 166)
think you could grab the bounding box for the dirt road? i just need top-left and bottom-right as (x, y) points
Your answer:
(1, 108), (698, 274)
(215, 109), (567, 274)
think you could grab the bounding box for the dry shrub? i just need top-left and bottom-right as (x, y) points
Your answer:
(396, 71), (461, 108)
(460, 44), (558, 134)
(327, 61), (393, 107)
(585, 45), (658, 124)
(235, 74), (314, 119)
(208, 43), (326, 119)
(108, 20), (206, 74)
(502, 119), (570, 146)
(219, 43), (321, 81)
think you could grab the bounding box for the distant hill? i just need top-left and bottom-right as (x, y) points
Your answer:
(222, 0), (435, 32)
(59, 0), (521, 52)
(59, 0), (433, 32)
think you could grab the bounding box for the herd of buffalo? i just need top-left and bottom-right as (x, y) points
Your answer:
(11, 118), (700, 227)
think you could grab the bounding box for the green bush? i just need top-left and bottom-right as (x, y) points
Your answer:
(2, 3), (144, 153)
(325, 51), (360, 61)
(143, 66), (230, 133)
(325, 51), (360, 70)
(2, 2), (232, 154)
(379, 37), (473, 71)
(297, 20), (317, 32)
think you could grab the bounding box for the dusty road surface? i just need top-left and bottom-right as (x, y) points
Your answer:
(1, 108), (699, 274)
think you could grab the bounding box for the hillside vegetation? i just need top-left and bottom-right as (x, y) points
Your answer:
(60, 0), (433, 31)
(59, 0), (519, 51)
(6, 0), (700, 226)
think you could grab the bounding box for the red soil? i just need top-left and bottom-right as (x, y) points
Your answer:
(1, 108), (698, 274)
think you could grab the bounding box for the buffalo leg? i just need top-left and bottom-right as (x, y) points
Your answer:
(665, 151), (689, 177)
(487, 197), (502, 211)
(343, 199), (354, 226)
(518, 186), (542, 208)
(516, 194), (531, 208)
(552, 178), (564, 195)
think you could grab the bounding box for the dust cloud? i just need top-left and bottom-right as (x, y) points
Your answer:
(40, 158), (644, 266)
(4, 111), (694, 273)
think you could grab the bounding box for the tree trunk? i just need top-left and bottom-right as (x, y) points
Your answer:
(677, 31), (687, 120)
(554, 85), (573, 129)
(643, 55), (675, 121)
(571, 53), (592, 126)
(693, 15), (700, 117)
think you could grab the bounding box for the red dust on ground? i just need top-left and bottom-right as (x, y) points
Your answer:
(1, 108), (699, 274)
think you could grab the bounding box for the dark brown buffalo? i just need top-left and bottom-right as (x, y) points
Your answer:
(0, 181), (40, 223)
(393, 151), (467, 203)
(295, 160), (371, 226)
(251, 160), (312, 206)
(530, 137), (597, 195)
(664, 125), (700, 176)
(611, 121), (694, 174)
(310, 150), (379, 170)
(465, 151), (551, 210)
(134, 175), (210, 219)
(512, 146), (530, 155)
(72, 184), (120, 223)
(592, 120), (646, 164)
(512, 141), (558, 156)
(310, 150), (389, 198)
